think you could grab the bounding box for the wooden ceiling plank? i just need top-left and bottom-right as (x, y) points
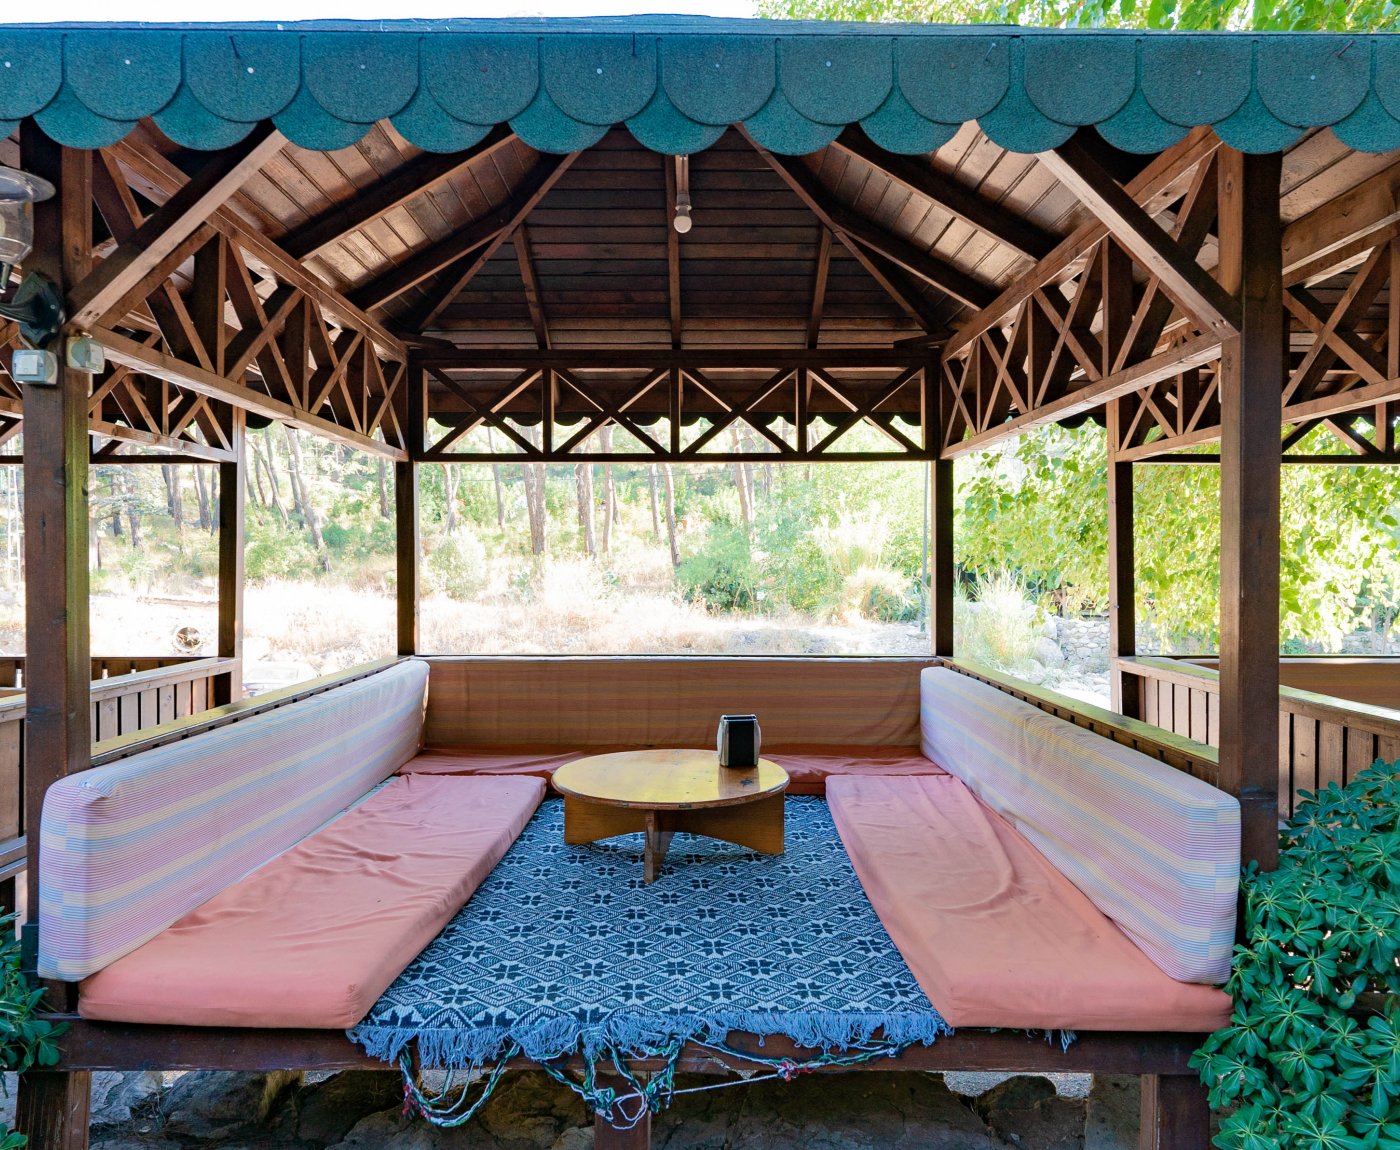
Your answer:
(280, 126), (517, 262)
(356, 151), (577, 319)
(665, 155), (682, 349)
(832, 128), (1057, 261)
(71, 126), (286, 330)
(405, 152), (582, 332)
(1038, 138), (1240, 341)
(743, 131), (995, 311)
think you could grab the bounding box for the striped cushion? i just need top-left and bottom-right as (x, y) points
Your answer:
(39, 659), (429, 981)
(425, 658), (932, 748)
(920, 667), (1239, 985)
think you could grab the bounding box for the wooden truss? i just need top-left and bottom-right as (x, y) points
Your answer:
(1115, 235), (1400, 464)
(415, 351), (935, 462)
(939, 132), (1225, 458)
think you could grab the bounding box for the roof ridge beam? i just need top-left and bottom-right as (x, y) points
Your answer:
(352, 151), (577, 317)
(742, 129), (996, 312)
(1038, 138), (1239, 341)
(831, 129), (1057, 262)
(69, 125), (286, 331)
(944, 127), (1221, 359)
(280, 126), (517, 263)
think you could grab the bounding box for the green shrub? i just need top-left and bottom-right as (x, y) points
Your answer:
(953, 572), (1041, 673)
(841, 566), (918, 623)
(424, 531), (489, 602)
(678, 520), (758, 611)
(1192, 761), (1400, 1149)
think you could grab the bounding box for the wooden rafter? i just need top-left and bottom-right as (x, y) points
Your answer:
(807, 227), (831, 350)
(1038, 138), (1240, 340)
(830, 129), (1058, 262)
(514, 224), (551, 351)
(360, 151), (580, 322)
(744, 132), (996, 312)
(1282, 157), (1400, 286)
(279, 126), (517, 261)
(70, 126), (286, 331)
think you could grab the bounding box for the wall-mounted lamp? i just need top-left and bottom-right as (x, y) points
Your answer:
(672, 156), (692, 234)
(0, 165), (62, 350)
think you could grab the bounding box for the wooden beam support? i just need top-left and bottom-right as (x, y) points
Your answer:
(1216, 147), (1282, 871)
(665, 155), (683, 350)
(1107, 399), (1138, 718)
(395, 460), (419, 656)
(947, 128), (1221, 358)
(15, 1071), (91, 1150)
(361, 152), (579, 320)
(1039, 138), (1240, 341)
(280, 126), (516, 261)
(931, 457), (954, 658)
(1139, 1074), (1210, 1150)
(215, 410), (246, 706)
(1282, 157), (1400, 286)
(832, 128), (1057, 261)
(940, 332), (1221, 459)
(745, 133), (996, 311)
(97, 329), (407, 461)
(69, 125), (284, 330)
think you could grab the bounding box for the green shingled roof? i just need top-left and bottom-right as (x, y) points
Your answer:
(1, 17), (1397, 156)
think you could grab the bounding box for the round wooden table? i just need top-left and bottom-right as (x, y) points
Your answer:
(553, 749), (790, 883)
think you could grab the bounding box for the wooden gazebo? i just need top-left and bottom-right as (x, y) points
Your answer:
(7, 17), (1400, 1149)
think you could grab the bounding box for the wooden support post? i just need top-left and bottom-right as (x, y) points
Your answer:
(1107, 399), (1139, 717)
(931, 458), (955, 658)
(214, 410), (246, 706)
(17, 122), (93, 1150)
(594, 1096), (651, 1150)
(1216, 148), (1283, 871)
(396, 461), (419, 657)
(15, 1071), (92, 1150)
(1139, 1074), (1209, 1150)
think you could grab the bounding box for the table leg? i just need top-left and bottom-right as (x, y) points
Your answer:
(671, 794), (785, 855)
(644, 811), (675, 883)
(564, 796), (646, 844)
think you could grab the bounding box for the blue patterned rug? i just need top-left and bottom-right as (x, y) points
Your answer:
(350, 796), (948, 1078)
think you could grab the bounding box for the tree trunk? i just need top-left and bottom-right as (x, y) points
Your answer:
(732, 430), (753, 535)
(283, 425), (327, 566)
(122, 470), (142, 551)
(253, 439), (285, 522)
(661, 463), (680, 570)
(575, 463), (596, 557)
(599, 427), (615, 555)
(377, 458), (391, 520)
(161, 464), (184, 533)
(108, 471), (122, 538)
(193, 466), (213, 532)
(441, 463), (458, 535)
(648, 465), (662, 540)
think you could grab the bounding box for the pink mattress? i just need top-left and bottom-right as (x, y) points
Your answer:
(402, 744), (944, 796)
(78, 774), (545, 1029)
(827, 774), (1232, 1033)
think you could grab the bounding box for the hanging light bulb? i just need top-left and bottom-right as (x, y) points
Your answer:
(673, 189), (692, 234)
(0, 166), (54, 283)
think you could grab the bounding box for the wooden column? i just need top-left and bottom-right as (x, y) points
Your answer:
(16, 1071), (92, 1150)
(396, 461), (419, 656)
(214, 410), (246, 706)
(930, 458), (955, 658)
(1107, 399), (1139, 717)
(1139, 1074), (1210, 1150)
(17, 122), (93, 1150)
(1216, 147), (1283, 871)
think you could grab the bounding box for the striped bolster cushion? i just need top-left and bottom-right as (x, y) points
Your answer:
(39, 659), (430, 981)
(920, 667), (1239, 985)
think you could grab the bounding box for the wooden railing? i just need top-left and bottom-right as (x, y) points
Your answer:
(0, 656), (240, 892)
(1115, 656), (1400, 819)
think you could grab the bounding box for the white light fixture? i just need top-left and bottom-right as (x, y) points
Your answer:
(672, 156), (693, 234)
(0, 166), (54, 280)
